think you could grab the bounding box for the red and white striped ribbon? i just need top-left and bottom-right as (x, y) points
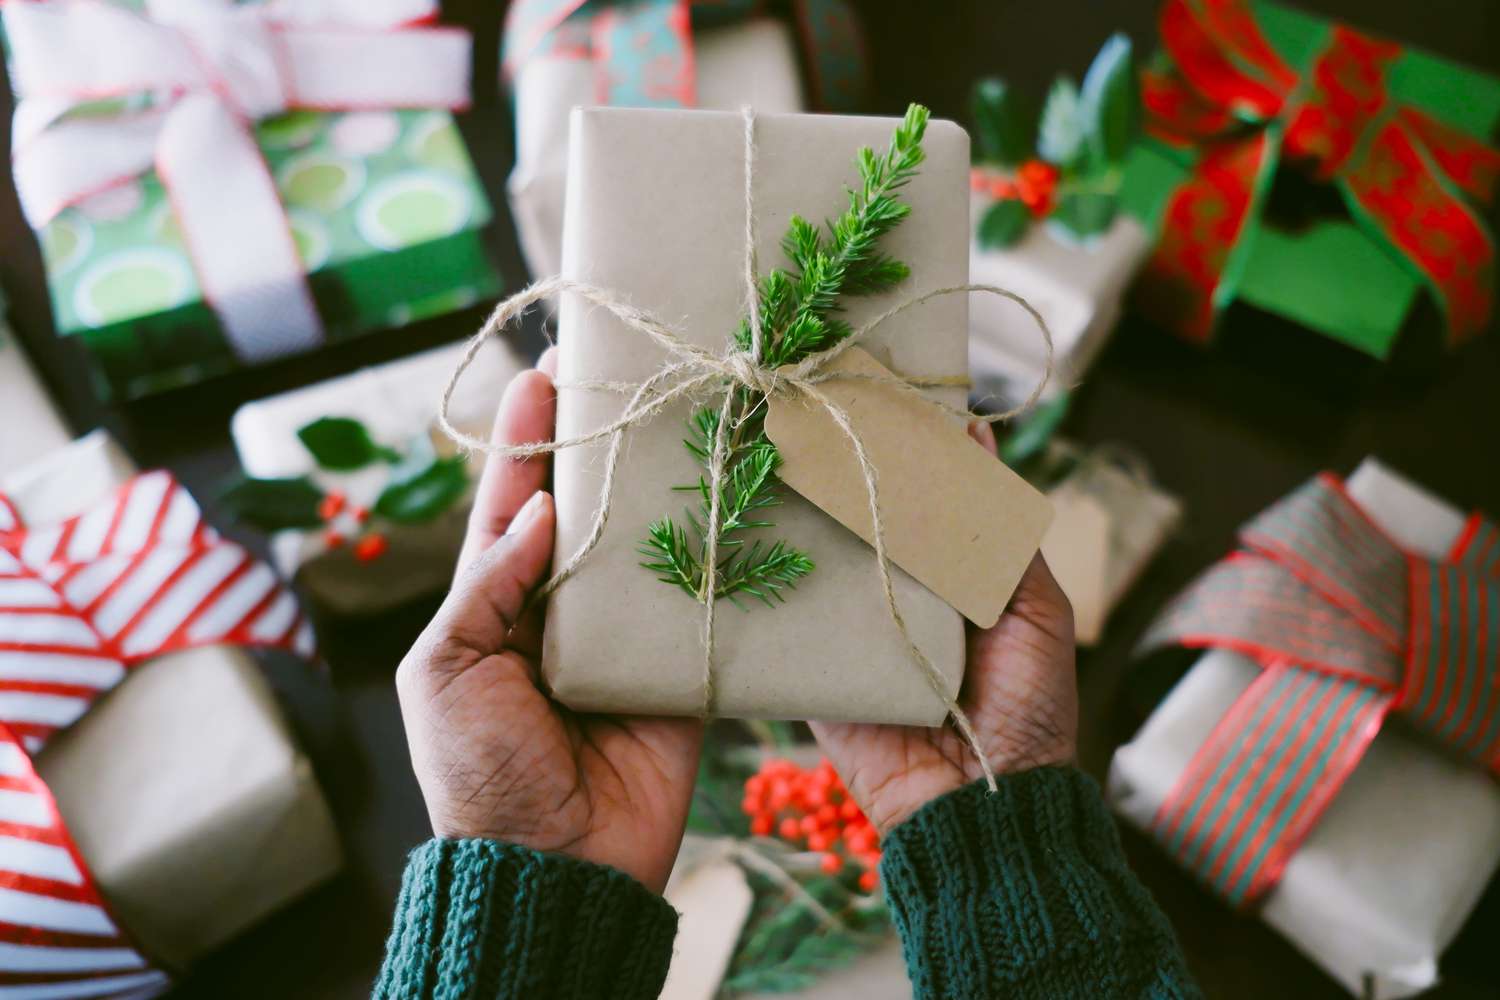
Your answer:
(4, 0), (472, 365)
(0, 470), (313, 995)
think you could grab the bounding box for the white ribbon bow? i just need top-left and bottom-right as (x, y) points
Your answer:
(6, 0), (472, 363)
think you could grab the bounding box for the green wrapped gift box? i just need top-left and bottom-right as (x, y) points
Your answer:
(1119, 0), (1500, 359)
(32, 108), (501, 400)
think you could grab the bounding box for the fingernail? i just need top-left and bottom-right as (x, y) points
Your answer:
(506, 490), (547, 536)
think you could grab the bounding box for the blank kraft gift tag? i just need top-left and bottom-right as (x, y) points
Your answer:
(1039, 489), (1111, 645)
(765, 347), (1053, 627)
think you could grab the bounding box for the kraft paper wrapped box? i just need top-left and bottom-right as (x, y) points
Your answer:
(968, 211), (1150, 408)
(1109, 460), (1500, 998)
(503, 0), (868, 281)
(544, 107), (979, 722)
(3, 0), (502, 401)
(230, 339), (527, 615)
(0, 418), (343, 972)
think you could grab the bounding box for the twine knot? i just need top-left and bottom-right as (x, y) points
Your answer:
(722, 349), (785, 398)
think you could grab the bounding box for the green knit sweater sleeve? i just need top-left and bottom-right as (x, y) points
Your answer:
(372, 838), (677, 1000)
(880, 766), (1199, 1000)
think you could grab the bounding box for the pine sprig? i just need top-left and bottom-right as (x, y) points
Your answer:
(640, 105), (930, 606)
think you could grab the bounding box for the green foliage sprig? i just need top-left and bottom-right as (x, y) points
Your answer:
(971, 33), (1139, 248)
(639, 104), (931, 608)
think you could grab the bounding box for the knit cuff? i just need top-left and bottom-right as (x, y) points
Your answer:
(374, 838), (678, 1000)
(880, 767), (1196, 1000)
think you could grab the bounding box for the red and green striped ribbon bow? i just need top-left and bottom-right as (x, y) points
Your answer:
(1142, 473), (1499, 907)
(1137, 0), (1500, 347)
(502, 0), (867, 111)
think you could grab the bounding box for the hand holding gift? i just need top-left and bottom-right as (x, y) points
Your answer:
(397, 350), (703, 895)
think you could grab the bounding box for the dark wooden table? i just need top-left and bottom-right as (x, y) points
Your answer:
(3, 2), (1498, 997)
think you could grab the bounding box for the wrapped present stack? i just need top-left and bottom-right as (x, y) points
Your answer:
(498, 104), (1053, 724)
(0, 336), (341, 989)
(1110, 461), (1500, 998)
(502, 0), (868, 280)
(228, 338), (528, 616)
(966, 34), (1152, 409)
(2, 0), (502, 400)
(1120, 0), (1500, 358)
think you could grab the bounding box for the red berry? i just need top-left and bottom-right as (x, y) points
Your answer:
(987, 176), (1019, 200)
(778, 817), (801, 841)
(819, 852), (844, 875)
(317, 491), (346, 521)
(745, 775), (765, 795)
(750, 814), (773, 836)
(858, 870), (879, 893)
(741, 795), (760, 816)
(799, 815), (820, 836)
(1019, 158), (1060, 191)
(808, 832), (832, 852)
(322, 530), (345, 549)
(352, 505), (371, 523)
(840, 801), (862, 822)
(354, 533), (388, 562)
(816, 804), (839, 826)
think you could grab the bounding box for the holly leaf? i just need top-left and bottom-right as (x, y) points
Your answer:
(1079, 32), (1138, 169)
(374, 435), (469, 524)
(1051, 190), (1118, 239)
(977, 198), (1030, 249)
(1037, 77), (1085, 170)
(296, 417), (396, 471)
(970, 78), (1031, 166)
(219, 475), (324, 531)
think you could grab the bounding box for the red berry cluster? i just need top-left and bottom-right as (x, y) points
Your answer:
(969, 158), (1061, 219)
(741, 758), (882, 893)
(317, 491), (387, 561)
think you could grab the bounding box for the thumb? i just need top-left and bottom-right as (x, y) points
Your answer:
(422, 490), (555, 673)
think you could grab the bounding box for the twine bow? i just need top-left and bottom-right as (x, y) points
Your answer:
(0, 464), (312, 995)
(1140, 474), (1500, 907)
(1137, 0), (1500, 347)
(442, 108), (1055, 791)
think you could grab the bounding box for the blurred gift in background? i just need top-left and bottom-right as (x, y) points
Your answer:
(502, 0), (867, 281)
(1119, 0), (1500, 362)
(1113, 461), (1500, 998)
(0, 312), (340, 996)
(226, 339), (528, 617)
(967, 34), (1152, 414)
(1, 0), (501, 401)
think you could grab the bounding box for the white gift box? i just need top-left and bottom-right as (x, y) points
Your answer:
(230, 339), (526, 614)
(507, 17), (805, 281)
(1109, 459), (1500, 998)
(968, 200), (1149, 407)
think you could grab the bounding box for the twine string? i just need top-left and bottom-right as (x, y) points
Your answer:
(438, 108), (1057, 792)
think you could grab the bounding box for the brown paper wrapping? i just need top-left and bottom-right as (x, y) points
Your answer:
(544, 108), (971, 724)
(6, 432), (342, 970)
(508, 17), (805, 280)
(0, 309), (73, 472)
(231, 339), (526, 614)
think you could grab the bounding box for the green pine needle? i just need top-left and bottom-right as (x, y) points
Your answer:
(641, 104), (929, 607)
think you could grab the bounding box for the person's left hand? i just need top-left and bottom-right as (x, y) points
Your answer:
(395, 349), (704, 894)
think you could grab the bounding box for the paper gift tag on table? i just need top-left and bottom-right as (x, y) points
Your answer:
(766, 347), (1053, 628)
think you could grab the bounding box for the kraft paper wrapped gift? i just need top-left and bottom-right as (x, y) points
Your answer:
(0, 296), (73, 472)
(506, 14), (805, 281)
(1109, 459), (1500, 998)
(231, 339), (527, 615)
(544, 107), (978, 722)
(968, 206), (1150, 407)
(1, 430), (343, 973)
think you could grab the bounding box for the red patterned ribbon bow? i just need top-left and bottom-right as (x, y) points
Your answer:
(0, 472), (311, 997)
(1141, 473), (1499, 907)
(1138, 0), (1500, 346)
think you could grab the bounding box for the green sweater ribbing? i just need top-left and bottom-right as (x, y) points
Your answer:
(374, 767), (1198, 999)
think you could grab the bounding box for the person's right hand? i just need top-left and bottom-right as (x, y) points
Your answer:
(809, 422), (1079, 835)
